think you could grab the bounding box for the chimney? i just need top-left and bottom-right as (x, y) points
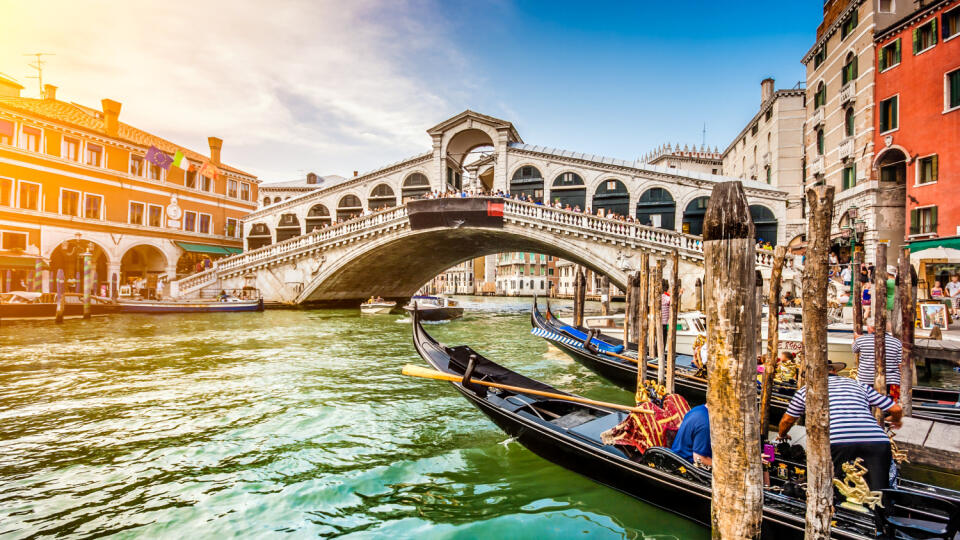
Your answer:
(761, 78), (775, 103)
(353, 170), (358, 177)
(43, 84), (57, 101)
(208, 136), (223, 165)
(101, 99), (122, 137)
(306, 172), (318, 184)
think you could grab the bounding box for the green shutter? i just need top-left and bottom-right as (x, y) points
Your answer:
(931, 207), (938, 231)
(913, 27), (920, 54)
(932, 19), (938, 44)
(852, 55), (858, 78)
(892, 97), (898, 130)
(932, 155), (938, 182)
(895, 38), (901, 63)
(879, 46), (887, 71)
(911, 209), (919, 234)
(852, 163), (857, 187)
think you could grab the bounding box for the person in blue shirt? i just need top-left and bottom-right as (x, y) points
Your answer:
(671, 404), (711, 466)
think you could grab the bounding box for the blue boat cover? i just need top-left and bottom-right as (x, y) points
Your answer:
(557, 325), (625, 354)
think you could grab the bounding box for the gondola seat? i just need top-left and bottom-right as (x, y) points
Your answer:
(568, 412), (628, 444)
(642, 447), (712, 486)
(873, 489), (960, 539)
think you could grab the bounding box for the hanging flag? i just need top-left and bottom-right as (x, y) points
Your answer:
(199, 161), (218, 180)
(172, 150), (190, 170)
(145, 145), (174, 170)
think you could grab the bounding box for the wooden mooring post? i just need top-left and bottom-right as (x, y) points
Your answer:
(638, 253), (650, 375)
(573, 266), (586, 327)
(760, 245), (787, 436)
(875, 244), (888, 411)
(803, 185), (836, 539)
(629, 272), (641, 353)
(695, 277), (703, 311)
(654, 260), (666, 385)
(899, 247), (915, 416)
(703, 182), (762, 539)
(755, 269), (764, 365)
(624, 274), (633, 344)
(666, 249), (680, 393)
(600, 275), (611, 316)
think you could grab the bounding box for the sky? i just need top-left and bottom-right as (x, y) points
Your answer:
(0, 0), (822, 182)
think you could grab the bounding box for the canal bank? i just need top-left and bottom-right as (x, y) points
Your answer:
(0, 297), (706, 539)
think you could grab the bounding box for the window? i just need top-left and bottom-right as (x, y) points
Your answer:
(879, 96), (899, 133)
(226, 218), (239, 237)
(878, 39), (901, 71)
(227, 179), (238, 198)
(948, 69), (960, 111)
(85, 143), (102, 167)
(879, 0), (893, 13)
(0, 178), (11, 206)
(845, 107), (855, 137)
(814, 82), (826, 109)
(766, 166), (772, 184)
(765, 109), (772, 122)
(842, 53), (858, 85)
(18, 181), (40, 210)
(751, 123), (758, 136)
(917, 155), (938, 184)
(138, 204), (158, 228)
(60, 189), (80, 216)
(63, 138), (80, 161)
(0, 119), (13, 145)
(198, 213), (211, 234)
(842, 164), (857, 190)
(201, 175), (212, 192)
(129, 201), (145, 225)
(148, 162), (163, 181)
(83, 194), (102, 219)
(816, 129), (824, 155)
(945, 7), (960, 40)
(814, 44), (827, 69)
(129, 155), (144, 176)
(240, 182), (250, 201)
(20, 126), (40, 152)
(1, 231), (27, 250)
(841, 10), (858, 40)
(184, 211), (197, 232)
(913, 19), (937, 54)
(910, 206), (937, 235)
(185, 169), (197, 189)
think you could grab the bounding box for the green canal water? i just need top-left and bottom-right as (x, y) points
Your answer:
(0, 296), (708, 539)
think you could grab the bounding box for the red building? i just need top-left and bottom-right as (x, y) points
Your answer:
(873, 0), (960, 286)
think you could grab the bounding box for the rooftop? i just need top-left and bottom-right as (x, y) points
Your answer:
(260, 173), (349, 190)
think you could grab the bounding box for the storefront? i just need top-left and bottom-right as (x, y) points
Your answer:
(174, 242), (243, 278)
(909, 237), (960, 299)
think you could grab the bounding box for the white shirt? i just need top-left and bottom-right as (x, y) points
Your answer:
(946, 281), (960, 298)
(841, 267), (851, 282)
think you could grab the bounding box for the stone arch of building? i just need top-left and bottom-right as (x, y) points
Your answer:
(401, 171), (432, 201)
(337, 192), (364, 221)
(46, 238), (112, 294)
(635, 185), (678, 231)
(872, 144), (911, 170)
(276, 213), (303, 242)
(590, 177), (630, 217)
(549, 170), (588, 209)
(119, 243), (169, 293)
(368, 183), (397, 210)
(748, 204), (779, 245)
(442, 126), (498, 170)
(508, 162), (545, 201)
(248, 222), (273, 250)
(305, 204), (332, 233)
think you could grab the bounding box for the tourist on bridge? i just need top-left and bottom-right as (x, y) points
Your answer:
(778, 359), (902, 490)
(852, 323), (903, 399)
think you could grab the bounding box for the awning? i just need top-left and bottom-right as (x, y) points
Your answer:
(909, 236), (960, 253)
(0, 255), (47, 269)
(175, 242), (243, 256)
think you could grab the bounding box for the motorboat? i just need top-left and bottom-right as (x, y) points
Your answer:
(361, 297), (397, 314)
(116, 294), (263, 313)
(0, 291), (116, 321)
(403, 295), (463, 321)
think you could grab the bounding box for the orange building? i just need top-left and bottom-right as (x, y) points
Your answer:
(0, 75), (259, 296)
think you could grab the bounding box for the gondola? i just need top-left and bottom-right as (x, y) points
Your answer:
(409, 308), (960, 539)
(532, 299), (960, 426)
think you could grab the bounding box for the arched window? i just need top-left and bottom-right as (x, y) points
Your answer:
(368, 183), (396, 209)
(682, 196), (711, 236)
(845, 107), (855, 137)
(551, 172), (586, 209)
(815, 82), (826, 109)
(510, 166), (544, 202)
(337, 194), (363, 221)
(635, 187), (676, 230)
(276, 213), (302, 242)
(273, 197), (282, 204)
(750, 205), (778, 245)
(305, 204), (331, 232)
(262, 196), (271, 206)
(592, 179), (629, 217)
(401, 173), (430, 201)
(842, 52), (858, 85)
(248, 223), (272, 250)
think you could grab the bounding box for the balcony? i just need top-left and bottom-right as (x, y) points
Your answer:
(810, 107), (824, 127)
(810, 156), (825, 176)
(840, 80), (856, 104)
(837, 138), (855, 161)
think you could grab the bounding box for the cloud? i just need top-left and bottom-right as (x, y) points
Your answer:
(0, 0), (470, 180)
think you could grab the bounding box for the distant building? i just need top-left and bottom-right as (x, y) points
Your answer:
(259, 172), (348, 207)
(873, 0), (960, 288)
(722, 78), (807, 246)
(0, 78), (258, 295)
(643, 144), (722, 175)
(496, 252), (552, 296)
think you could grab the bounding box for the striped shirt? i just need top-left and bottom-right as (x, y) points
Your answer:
(851, 333), (903, 386)
(661, 293), (671, 325)
(785, 376), (895, 445)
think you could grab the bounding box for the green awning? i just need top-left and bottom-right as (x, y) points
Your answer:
(175, 241), (242, 256)
(0, 255), (47, 269)
(908, 236), (960, 253)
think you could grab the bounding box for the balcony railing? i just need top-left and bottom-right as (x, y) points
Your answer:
(837, 138), (855, 161)
(810, 107), (824, 127)
(810, 156), (825, 176)
(840, 80), (856, 104)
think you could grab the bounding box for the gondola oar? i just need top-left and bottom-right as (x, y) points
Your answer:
(401, 364), (651, 414)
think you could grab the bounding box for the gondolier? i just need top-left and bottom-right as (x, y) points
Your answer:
(851, 324), (903, 399)
(777, 360), (903, 490)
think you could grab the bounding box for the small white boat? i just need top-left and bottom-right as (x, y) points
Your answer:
(361, 298), (396, 314)
(404, 295), (464, 321)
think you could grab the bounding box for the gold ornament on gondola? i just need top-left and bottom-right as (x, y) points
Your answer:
(832, 458), (883, 512)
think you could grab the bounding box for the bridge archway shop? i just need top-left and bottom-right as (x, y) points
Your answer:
(49, 239), (110, 294)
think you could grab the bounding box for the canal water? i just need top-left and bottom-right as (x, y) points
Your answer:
(0, 296), (708, 539)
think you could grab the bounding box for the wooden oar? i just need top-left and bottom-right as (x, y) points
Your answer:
(402, 364), (649, 414)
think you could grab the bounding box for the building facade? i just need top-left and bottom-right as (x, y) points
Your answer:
(873, 0), (960, 292)
(495, 252), (553, 296)
(643, 144), (722, 175)
(722, 78), (807, 245)
(0, 78), (259, 295)
(802, 0), (914, 261)
(258, 172), (348, 208)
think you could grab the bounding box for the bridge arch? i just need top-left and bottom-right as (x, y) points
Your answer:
(681, 196), (711, 236)
(509, 164), (544, 202)
(635, 186), (677, 230)
(591, 178), (630, 217)
(276, 213), (302, 242)
(247, 223), (273, 250)
(401, 172), (431, 201)
(368, 183), (397, 210)
(550, 171), (587, 210)
(749, 204), (778, 245)
(337, 194), (364, 221)
(305, 204), (332, 232)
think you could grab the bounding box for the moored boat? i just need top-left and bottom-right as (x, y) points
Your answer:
(403, 295), (463, 321)
(360, 297), (397, 314)
(116, 296), (263, 313)
(0, 291), (116, 321)
(409, 308), (960, 538)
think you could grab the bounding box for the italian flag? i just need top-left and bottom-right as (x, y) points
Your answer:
(172, 150), (190, 170)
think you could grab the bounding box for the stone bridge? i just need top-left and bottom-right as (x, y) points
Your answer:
(171, 198), (791, 307)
